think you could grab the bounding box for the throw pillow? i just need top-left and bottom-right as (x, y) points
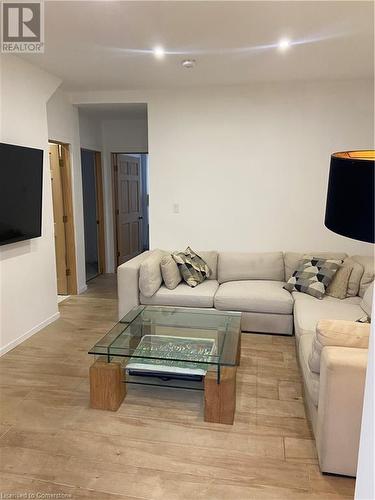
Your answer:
(351, 255), (375, 297)
(172, 247), (211, 287)
(308, 319), (370, 374)
(344, 257), (364, 297)
(326, 262), (354, 299)
(161, 255), (181, 290)
(284, 257), (342, 300)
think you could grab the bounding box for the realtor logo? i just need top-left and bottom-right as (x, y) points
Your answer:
(1, 1), (44, 53)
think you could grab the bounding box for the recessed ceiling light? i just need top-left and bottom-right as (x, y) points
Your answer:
(153, 46), (165, 59)
(278, 38), (291, 50)
(181, 59), (196, 69)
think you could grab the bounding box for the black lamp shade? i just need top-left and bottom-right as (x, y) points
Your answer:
(325, 151), (375, 244)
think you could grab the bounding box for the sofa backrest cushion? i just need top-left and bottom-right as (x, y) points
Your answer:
(360, 281), (373, 317)
(139, 249), (167, 297)
(218, 252), (284, 284)
(198, 251), (218, 280)
(283, 252), (347, 282)
(351, 255), (375, 297)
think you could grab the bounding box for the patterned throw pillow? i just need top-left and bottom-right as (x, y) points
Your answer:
(172, 247), (211, 287)
(284, 257), (342, 299)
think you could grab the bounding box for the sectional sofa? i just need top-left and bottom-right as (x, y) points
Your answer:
(117, 249), (373, 476)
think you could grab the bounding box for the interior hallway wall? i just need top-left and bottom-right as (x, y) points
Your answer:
(47, 89), (87, 293)
(0, 55), (61, 354)
(79, 112), (102, 152)
(81, 149), (99, 281)
(100, 118), (148, 272)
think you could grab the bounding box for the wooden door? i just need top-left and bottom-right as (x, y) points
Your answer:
(115, 154), (143, 265)
(49, 144), (68, 294)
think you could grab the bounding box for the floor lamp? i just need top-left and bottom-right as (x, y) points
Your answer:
(325, 150), (374, 499)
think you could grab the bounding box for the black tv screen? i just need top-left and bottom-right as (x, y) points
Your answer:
(0, 142), (43, 246)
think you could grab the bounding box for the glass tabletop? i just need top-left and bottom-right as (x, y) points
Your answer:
(89, 306), (241, 367)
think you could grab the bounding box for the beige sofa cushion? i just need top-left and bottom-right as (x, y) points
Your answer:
(360, 281), (373, 317)
(214, 280), (293, 314)
(218, 252), (284, 284)
(293, 292), (364, 343)
(160, 255), (181, 290)
(351, 255), (374, 297)
(139, 249), (167, 297)
(140, 280), (219, 308)
(299, 334), (320, 407)
(199, 251), (218, 280)
(344, 257), (364, 297)
(284, 252), (347, 281)
(241, 312), (293, 335)
(309, 319), (370, 374)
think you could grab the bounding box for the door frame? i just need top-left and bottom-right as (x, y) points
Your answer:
(49, 141), (78, 295)
(81, 149), (106, 277)
(111, 152), (148, 269)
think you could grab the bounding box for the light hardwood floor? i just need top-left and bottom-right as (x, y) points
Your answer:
(0, 275), (355, 499)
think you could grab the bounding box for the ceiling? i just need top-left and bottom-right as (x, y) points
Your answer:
(21, 1), (374, 91)
(78, 103), (147, 120)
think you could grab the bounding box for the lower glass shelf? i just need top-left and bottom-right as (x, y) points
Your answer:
(124, 372), (204, 391)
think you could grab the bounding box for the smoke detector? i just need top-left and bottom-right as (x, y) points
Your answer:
(181, 59), (196, 69)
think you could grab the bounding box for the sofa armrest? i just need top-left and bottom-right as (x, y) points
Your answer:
(117, 251), (151, 320)
(316, 346), (368, 476)
(309, 320), (370, 374)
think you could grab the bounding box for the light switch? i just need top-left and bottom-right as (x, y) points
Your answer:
(173, 203), (180, 214)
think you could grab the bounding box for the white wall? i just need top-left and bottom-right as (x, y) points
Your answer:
(101, 118), (148, 272)
(101, 118), (148, 154)
(0, 55), (61, 355)
(47, 89), (87, 293)
(147, 80), (374, 255)
(71, 79), (373, 257)
(79, 112), (102, 152)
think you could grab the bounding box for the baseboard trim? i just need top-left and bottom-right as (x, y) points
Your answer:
(0, 311), (60, 357)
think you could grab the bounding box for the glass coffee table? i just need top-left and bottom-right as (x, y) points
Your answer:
(88, 306), (241, 424)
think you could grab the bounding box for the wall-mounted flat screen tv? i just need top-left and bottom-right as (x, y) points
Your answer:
(0, 142), (43, 246)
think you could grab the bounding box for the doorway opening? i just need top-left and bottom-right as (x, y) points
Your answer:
(112, 153), (149, 267)
(81, 149), (106, 282)
(49, 142), (78, 297)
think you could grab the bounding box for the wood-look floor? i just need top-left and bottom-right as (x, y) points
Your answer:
(0, 275), (355, 499)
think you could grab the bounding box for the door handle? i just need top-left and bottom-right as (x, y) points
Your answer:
(138, 216), (143, 220)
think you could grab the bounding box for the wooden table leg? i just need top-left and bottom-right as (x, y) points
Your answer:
(204, 366), (237, 425)
(236, 332), (242, 366)
(90, 359), (126, 411)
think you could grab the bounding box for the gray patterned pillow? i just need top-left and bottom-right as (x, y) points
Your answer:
(172, 247), (211, 287)
(284, 257), (342, 299)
